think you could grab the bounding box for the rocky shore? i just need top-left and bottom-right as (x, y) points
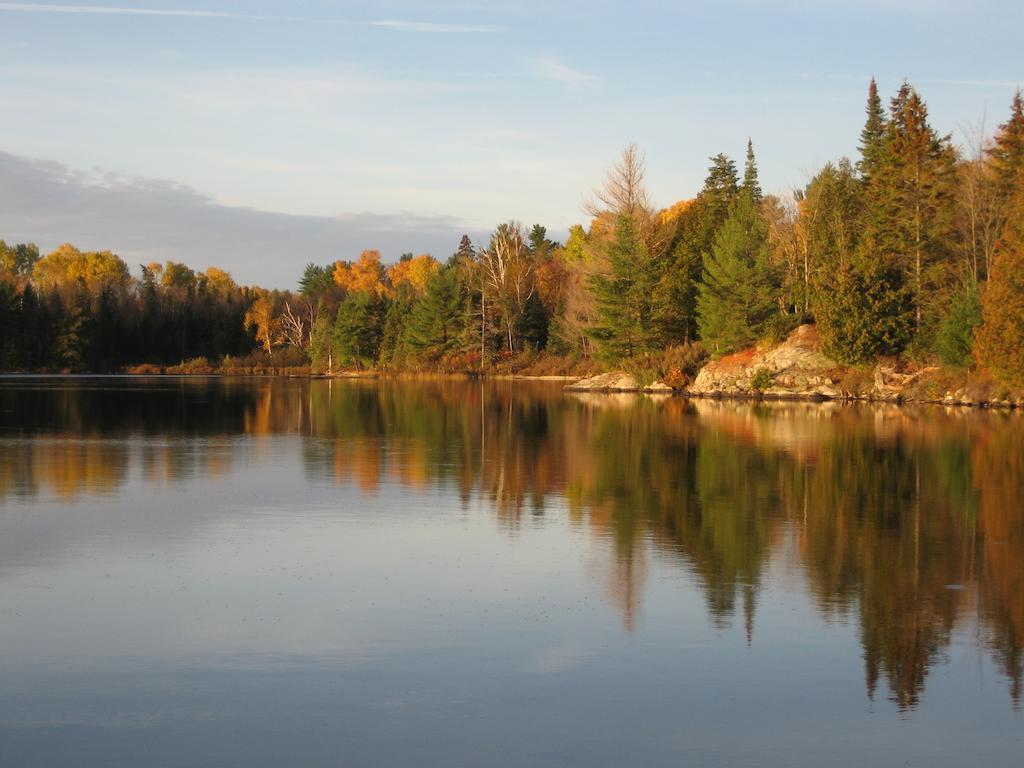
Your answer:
(566, 325), (1023, 408)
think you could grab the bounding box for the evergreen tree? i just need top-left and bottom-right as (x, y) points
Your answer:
(298, 263), (334, 302)
(696, 192), (778, 354)
(935, 282), (981, 367)
(815, 256), (914, 364)
(377, 286), (416, 367)
(528, 224), (556, 257)
(332, 291), (386, 369)
(858, 77), (887, 180)
(803, 159), (864, 293)
(702, 154), (741, 228)
(588, 215), (656, 359)
(742, 139), (762, 203)
(651, 200), (706, 345)
(406, 267), (464, 361)
(516, 292), (549, 351)
(650, 156), (742, 348)
(987, 89), (1024, 203)
(861, 82), (958, 348)
(308, 312), (335, 371)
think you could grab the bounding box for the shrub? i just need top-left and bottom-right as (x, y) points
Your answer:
(750, 367), (774, 392)
(620, 342), (707, 389)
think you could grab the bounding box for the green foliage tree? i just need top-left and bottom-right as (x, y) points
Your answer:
(406, 267), (465, 361)
(696, 192), (778, 354)
(298, 263), (335, 302)
(861, 82), (958, 349)
(588, 215), (657, 359)
(857, 77), (887, 181)
(935, 282), (981, 367)
(815, 257), (913, 364)
(742, 139), (762, 203)
(332, 291), (386, 369)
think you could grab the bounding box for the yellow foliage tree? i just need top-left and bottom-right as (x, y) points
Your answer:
(32, 243), (131, 293)
(243, 293), (280, 354)
(203, 266), (237, 296)
(387, 254), (440, 295)
(333, 250), (388, 296)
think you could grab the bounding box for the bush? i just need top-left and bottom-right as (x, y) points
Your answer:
(750, 367), (774, 392)
(621, 342), (708, 388)
(935, 284), (981, 366)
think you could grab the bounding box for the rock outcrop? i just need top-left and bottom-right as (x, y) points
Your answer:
(564, 324), (1021, 407)
(565, 372), (675, 393)
(688, 325), (842, 399)
(565, 372), (639, 392)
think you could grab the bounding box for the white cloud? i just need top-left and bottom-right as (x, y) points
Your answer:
(0, 2), (501, 31)
(366, 19), (499, 33)
(529, 56), (598, 89)
(0, 2), (263, 18)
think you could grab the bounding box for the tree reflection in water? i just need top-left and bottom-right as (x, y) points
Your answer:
(1, 376), (1021, 710)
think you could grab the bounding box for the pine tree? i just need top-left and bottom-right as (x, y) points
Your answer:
(454, 234), (476, 263)
(588, 215), (656, 359)
(816, 256), (914, 364)
(696, 192), (778, 354)
(702, 154), (741, 228)
(861, 82), (958, 348)
(987, 89), (1024, 203)
(742, 139), (762, 203)
(935, 282), (981, 367)
(406, 267), (465, 361)
(858, 77), (887, 181)
(377, 286), (416, 367)
(332, 291), (386, 369)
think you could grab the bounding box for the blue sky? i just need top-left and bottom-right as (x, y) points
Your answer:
(1, 0), (1022, 287)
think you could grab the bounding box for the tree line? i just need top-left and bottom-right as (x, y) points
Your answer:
(2, 80), (1022, 383)
(281, 80), (1024, 386)
(0, 245), (261, 370)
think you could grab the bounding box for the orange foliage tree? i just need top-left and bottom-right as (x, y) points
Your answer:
(975, 191), (1024, 388)
(333, 250), (389, 296)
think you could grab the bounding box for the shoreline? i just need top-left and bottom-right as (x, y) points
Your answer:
(2, 369), (1019, 409)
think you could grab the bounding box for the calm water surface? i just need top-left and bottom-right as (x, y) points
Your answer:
(1, 377), (1022, 767)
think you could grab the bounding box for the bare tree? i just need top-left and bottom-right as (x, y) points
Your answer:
(585, 143), (652, 220)
(479, 221), (535, 353)
(956, 120), (1003, 283)
(277, 302), (306, 348)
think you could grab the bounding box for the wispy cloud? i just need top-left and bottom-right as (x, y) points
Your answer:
(0, 2), (261, 18)
(0, 3), (500, 31)
(529, 56), (597, 89)
(367, 19), (499, 33)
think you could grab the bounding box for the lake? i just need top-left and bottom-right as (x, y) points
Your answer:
(1, 377), (1022, 767)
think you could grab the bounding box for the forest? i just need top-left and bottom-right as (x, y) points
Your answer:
(2, 80), (1023, 387)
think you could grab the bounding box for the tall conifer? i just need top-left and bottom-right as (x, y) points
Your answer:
(858, 77), (887, 181)
(988, 89), (1024, 202)
(742, 139), (762, 203)
(861, 82), (958, 345)
(696, 192), (778, 354)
